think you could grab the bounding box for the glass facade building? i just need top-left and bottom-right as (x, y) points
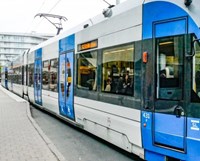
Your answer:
(0, 32), (53, 66)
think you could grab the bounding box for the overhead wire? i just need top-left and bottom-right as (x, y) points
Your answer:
(48, 0), (62, 13)
(8, 0), (48, 64)
(25, 0), (47, 33)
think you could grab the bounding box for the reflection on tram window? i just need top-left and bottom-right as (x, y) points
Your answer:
(28, 64), (34, 87)
(192, 40), (200, 102)
(77, 51), (97, 91)
(13, 68), (17, 84)
(50, 59), (58, 92)
(42, 60), (49, 90)
(18, 67), (22, 84)
(41, 59), (58, 92)
(13, 67), (22, 84)
(157, 37), (183, 88)
(102, 44), (134, 96)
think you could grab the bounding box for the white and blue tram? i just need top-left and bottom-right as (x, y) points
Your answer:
(1, 0), (200, 160)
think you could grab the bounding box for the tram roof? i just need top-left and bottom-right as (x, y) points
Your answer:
(29, 0), (200, 53)
(29, 0), (143, 52)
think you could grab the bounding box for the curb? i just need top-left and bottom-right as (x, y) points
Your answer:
(26, 104), (66, 161)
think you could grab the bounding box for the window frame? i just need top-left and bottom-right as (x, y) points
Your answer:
(75, 42), (140, 110)
(76, 50), (98, 91)
(101, 43), (135, 97)
(42, 60), (50, 90)
(49, 58), (58, 92)
(155, 35), (184, 101)
(28, 63), (34, 87)
(191, 36), (200, 103)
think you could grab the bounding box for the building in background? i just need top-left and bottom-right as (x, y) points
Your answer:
(0, 32), (54, 67)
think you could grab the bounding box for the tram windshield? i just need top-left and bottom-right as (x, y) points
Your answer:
(192, 40), (200, 102)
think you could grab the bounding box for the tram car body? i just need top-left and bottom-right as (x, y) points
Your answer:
(1, 66), (8, 89)
(2, 0), (200, 160)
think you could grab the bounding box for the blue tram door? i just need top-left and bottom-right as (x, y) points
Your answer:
(58, 52), (75, 120)
(34, 49), (42, 106)
(153, 19), (187, 150)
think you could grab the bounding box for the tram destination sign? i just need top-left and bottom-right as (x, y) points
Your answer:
(78, 40), (98, 51)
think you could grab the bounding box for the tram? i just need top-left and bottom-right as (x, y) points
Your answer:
(1, 66), (8, 89)
(1, 0), (200, 160)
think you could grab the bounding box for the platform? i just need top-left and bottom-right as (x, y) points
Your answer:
(0, 85), (66, 161)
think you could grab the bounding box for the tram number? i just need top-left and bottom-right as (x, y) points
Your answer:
(191, 120), (200, 131)
(143, 112), (150, 119)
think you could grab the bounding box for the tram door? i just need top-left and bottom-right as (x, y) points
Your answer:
(34, 49), (42, 106)
(58, 51), (75, 120)
(153, 19), (187, 150)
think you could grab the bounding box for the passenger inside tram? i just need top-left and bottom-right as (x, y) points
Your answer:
(102, 44), (134, 96)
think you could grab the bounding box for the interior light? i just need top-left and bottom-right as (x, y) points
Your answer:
(159, 41), (173, 46)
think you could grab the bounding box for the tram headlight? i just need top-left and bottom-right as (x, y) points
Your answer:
(184, 0), (192, 6)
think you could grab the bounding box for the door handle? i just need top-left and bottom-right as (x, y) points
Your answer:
(174, 105), (184, 118)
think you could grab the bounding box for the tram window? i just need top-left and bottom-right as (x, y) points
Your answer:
(13, 67), (21, 84)
(49, 58), (58, 92)
(18, 67), (22, 84)
(42, 60), (49, 90)
(13, 68), (16, 83)
(102, 44), (134, 96)
(77, 51), (97, 91)
(16, 67), (20, 84)
(156, 36), (184, 100)
(192, 40), (200, 102)
(12, 68), (16, 83)
(28, 64), (34, 87)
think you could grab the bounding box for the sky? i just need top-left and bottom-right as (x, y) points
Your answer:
(0, 0), (126, 35)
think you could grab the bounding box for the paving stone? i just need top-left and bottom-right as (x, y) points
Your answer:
(0, 86), (64, 161)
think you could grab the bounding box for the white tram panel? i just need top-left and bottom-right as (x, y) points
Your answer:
(99, 6), (142, 49)
(42, 42), (59, 114)
(74, 1), (144, 157)
(75, 97), (143, 157)
(42, 42), (58, 61)
(75, 0), (142, 48)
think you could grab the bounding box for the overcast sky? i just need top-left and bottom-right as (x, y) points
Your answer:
(0, 0), (126, 35)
